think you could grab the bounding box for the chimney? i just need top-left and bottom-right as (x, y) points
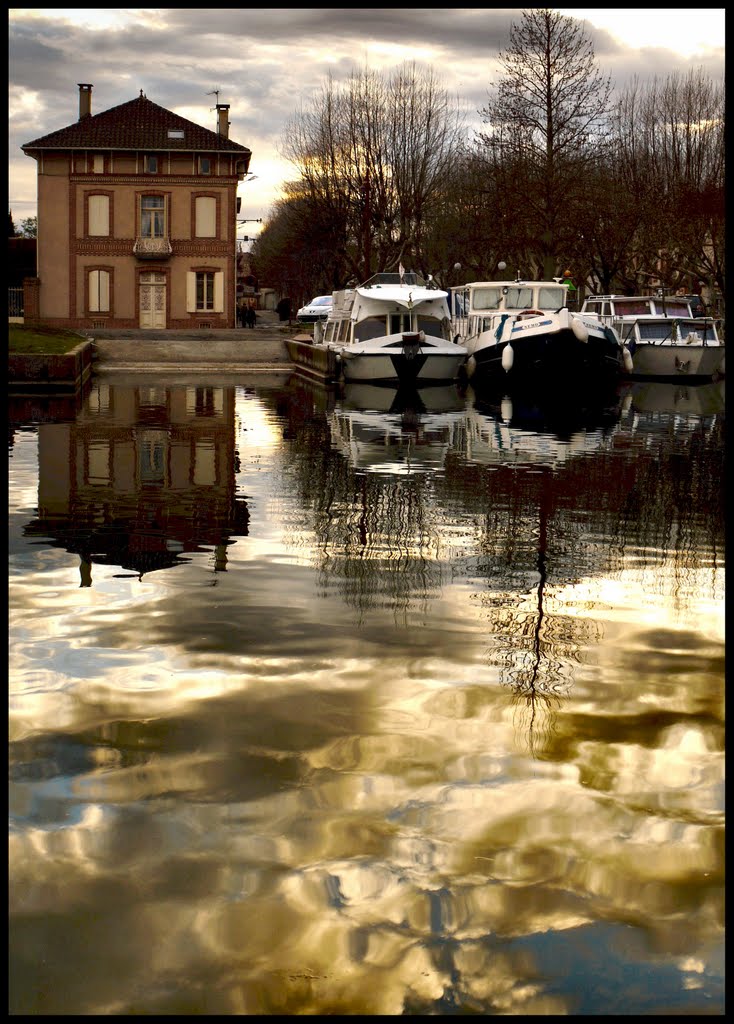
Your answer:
(78, 83), (93, 119)
(216, 103), (230, 139)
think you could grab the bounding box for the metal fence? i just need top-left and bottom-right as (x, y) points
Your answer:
(8, 287), (24, 318)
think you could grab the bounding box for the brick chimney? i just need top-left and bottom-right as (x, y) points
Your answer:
(216, 103), (230, 139)
(78, 83), (93, 119)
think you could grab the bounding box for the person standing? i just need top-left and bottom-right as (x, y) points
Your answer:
(245, 305), (256, 329)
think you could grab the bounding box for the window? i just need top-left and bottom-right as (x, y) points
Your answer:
(93, 154), (104, 173)
(140, 195), (165, 238)
(88, 270), (110, 312)
(145, 155), (158, 173)
(195, 196), (217, 237)
(168, 129), (184, 140)
(199, 156), (212, 175)
(187, 271), (224, 313)
(537, 287), (566, 308)
(88, 194), (110, 236)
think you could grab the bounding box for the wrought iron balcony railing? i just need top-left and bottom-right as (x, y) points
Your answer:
(133, 237), (172, 259)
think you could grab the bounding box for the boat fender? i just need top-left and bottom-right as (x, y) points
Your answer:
(571, 317), (589, 342)
(501, 343), (514, 372)
(466, 354), (477, 378)
(622, 346), (634, 373)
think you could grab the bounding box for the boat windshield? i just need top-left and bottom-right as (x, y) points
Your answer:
(536, 286), (567, 308)
(471, 287), (503, 310)
(355, 316), (387, 342)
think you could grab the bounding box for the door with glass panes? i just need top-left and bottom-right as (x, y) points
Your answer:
(139, 271), (166, 328)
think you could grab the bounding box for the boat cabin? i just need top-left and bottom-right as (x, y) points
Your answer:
(451, 280), (569, 336)
(581, 295), (693, 320)
(322, 272), (452, 346)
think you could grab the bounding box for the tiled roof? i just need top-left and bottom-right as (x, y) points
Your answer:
(22, 94), (250, 155)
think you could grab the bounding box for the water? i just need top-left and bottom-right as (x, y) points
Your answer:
(8, 372), (725, 1015)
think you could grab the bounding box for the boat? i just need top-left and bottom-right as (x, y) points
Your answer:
(579, 293), (725, 381)
(450, 277), (624, 384)
(286, 271), (467, 385)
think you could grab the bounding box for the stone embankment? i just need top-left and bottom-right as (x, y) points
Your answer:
(89, 310), (307, 372)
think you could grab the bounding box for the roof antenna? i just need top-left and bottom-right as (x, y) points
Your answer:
(206, 87), (221, 111)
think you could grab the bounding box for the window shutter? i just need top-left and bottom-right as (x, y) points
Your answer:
(89, 270), (110, 312)
(186, 272), (197, 312)
(89, 271), (100, 312)
(89, 195), (110, 236)
(99, 270), (110, 311)
(214, 272), (224, 313)
(195, 196), (216, 237)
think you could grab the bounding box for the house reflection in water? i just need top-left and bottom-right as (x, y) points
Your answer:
(26, 382), (249, 584)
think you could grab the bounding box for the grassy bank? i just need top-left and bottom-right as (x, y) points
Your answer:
(9, 323), (87, 354)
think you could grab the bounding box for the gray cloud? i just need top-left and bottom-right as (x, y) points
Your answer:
(8, 9), (724, 225)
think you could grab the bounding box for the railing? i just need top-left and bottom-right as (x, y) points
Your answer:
(133, 237), (172, 259)
(8, 287), (24, 317)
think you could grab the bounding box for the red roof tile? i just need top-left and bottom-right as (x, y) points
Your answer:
(22, 94), (250, 156)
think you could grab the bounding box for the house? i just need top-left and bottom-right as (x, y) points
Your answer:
(21, 83), (251, 330)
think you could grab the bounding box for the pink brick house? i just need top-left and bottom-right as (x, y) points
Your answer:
(22, 84), (251, 330)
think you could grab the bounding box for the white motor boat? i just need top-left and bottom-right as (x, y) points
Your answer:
(451, 278), (624, 384)
(580, 294), (724, 381)
(287, 272), (467, 385)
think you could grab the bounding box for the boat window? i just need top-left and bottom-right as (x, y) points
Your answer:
(537, 287), (566, 308)
(638, 323), (675, 341)
(657, 302), (690, 317)
(613, 299), (653, 316)
(471, 287), (502, 310)
(416, 315), (442, 336)
(355, 316), (386, 342)
(338, 320), (351, 344)
(503, 287), (535, 310)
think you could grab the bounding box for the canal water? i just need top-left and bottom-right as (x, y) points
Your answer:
(9, 371), (724, 1015)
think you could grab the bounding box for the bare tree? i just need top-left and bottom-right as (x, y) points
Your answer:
(477, 8), (612, 278)
(281, 63), (465, 282)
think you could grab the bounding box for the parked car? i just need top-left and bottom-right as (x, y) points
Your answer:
(296, 295), (333, 323)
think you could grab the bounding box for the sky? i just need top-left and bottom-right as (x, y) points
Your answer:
(8, 8), (725, 247)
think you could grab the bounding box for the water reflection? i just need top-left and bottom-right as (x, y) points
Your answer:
(22, 382), (249, 583)
(9, 373), (724, 1015)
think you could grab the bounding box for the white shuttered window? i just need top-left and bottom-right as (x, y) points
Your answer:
(186, 271), (224, 312)
(89, 270), (110, 312)
(88, 194), (110, 236)
(195, 196), (217, 238)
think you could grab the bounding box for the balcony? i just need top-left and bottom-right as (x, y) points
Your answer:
(134, 237), (172, 259)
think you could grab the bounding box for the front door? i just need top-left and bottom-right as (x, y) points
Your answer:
(139, 272), (166, 329)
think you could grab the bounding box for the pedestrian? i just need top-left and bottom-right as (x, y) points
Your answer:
(237, 299), (246, 328)
(245, 305), (256, 329)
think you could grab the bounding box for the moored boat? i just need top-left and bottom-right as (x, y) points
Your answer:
(580, 293), (724, 381)
(451, 277), (624, 384)
(287, 271), (467, 385)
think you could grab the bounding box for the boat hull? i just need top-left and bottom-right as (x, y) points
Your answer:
(622, 342), (724, 381)
(466, 326), (622, 383)
(340, 347), (466, 384)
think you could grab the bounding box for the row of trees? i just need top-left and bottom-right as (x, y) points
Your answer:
(250, 9), (724, 312)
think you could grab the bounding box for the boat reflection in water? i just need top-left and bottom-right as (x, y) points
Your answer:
(620, 377), (725, 419)
(329, 381), (465, 475)
(444, 379), (627, 751)
(21, 381), (250, 585)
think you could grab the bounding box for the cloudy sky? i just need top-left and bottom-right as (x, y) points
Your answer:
(9, 8), (725, 245)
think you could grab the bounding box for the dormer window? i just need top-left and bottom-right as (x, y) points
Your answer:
(145, 155), (158, 174)
(199, 156), (212, 175)
(167, 129), (184, 140)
